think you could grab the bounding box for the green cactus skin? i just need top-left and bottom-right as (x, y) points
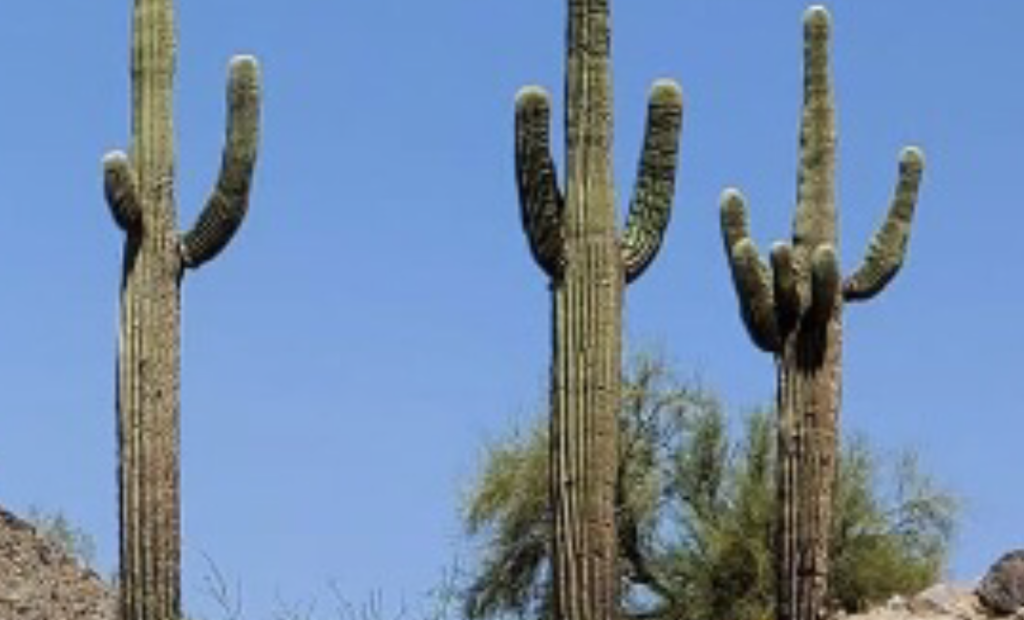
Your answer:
(102, 1), (261, 619)
(515, 2), (683, 620)
(719, 7), (923, 620)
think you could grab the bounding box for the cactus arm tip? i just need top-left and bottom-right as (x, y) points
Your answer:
(516, 85), (550, 109)
(103, 151), (142, 232)
(720, 187), (752, 252)
(649, 78), (684, 106)
(515, 85), (565, 279)
(802, 5), (832, 99)
(230, 54), (259, 71)
(622, 78), (684, 284)
(804, 5), (832, 71)
(843, 146), (925, 302)
(181, 54), (262, 270)
(803, 5), (831, 31)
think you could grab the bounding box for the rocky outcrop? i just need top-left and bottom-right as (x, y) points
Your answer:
(978, 551), (1024, 616)
(0, 507), (114, 620)
(843, 579), (1024, 620)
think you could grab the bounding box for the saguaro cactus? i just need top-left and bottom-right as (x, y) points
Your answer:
(720, 7), (923, 620)
(102, 1), (260, 619)
(515, 2), (683, 620)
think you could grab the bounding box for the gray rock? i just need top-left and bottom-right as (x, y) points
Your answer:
(978, 551), (1024, 616)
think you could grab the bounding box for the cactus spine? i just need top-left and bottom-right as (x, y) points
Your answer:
(103, 1), (261, 618)
(515, 2), (683, 620)
(720, 7), (923, 620)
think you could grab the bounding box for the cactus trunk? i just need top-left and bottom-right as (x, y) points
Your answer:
(552, 3), (619, 619)
(776, 320), (841, 620)
(515, 3), (683, 620)
(550, 263), (622, 620)
(104, 1), (261, 618)
(117, 3), (181, 618)
(720, 7), (923, 620)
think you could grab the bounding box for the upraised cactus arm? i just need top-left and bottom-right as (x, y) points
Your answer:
(621, 80), (684, 283)
(843, 147), (925, 302)
(721, 189), (780, 353)
(808, 244), (840, 327)
(770, 242), (801, 336)
(181, 56), (262, 270)
(515, 86), (565, 278)
(103, 152), (142, 232)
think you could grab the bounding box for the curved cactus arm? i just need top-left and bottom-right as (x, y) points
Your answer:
(721, 190), (780, 353)
(733, 240), (781, 353)
(622, 79), (684, 284)
(181, 55), (261, 270)
(515, 86), (565, 278)
(103, 151), (142, 232)
(843, 147), (925, 302)
(770, 242), (801, 338)
(808, 244), (840, 327)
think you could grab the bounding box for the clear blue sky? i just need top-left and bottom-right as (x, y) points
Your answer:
(0, 1), (1020, 617)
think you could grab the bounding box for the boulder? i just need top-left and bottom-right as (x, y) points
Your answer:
(977, 550), (1024, 616)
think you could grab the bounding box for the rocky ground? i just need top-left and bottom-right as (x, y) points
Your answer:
(0, 506), (114, 620)
(842, 550), (1024, 620)
(842, 584), (986, 620)
(841, 579), (1022, 620)
(1, 501), (1020, 620)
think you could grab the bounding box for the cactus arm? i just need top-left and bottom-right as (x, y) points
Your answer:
(808, 244), (840, 327)
(843, 147), (924, 302)
(770, 242), (801, 337)
(103, 152), (143, 232)
(721, 190), (780, 353)
(181, 56), (261, 270)
(515, 86), (565, 278)
(733, 240), (781, 353)
(621, 79), (684, 283)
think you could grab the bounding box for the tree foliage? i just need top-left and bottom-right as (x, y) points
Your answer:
(460, 352), (957, 620)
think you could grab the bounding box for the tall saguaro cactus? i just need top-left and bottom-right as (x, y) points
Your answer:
(515, 2), (683, 620)
(102, 1), (261, 619)
(720, 7), (923, 620)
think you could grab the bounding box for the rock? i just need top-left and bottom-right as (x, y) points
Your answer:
(0, 506), (114, 620)
(978, 551), (1024, 616)
(887, 594), (909, 612)
(910, 582), (979, 617)
(840, 582), (987, 620)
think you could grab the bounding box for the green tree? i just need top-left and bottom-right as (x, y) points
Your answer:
(461, 352), (956, 620)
